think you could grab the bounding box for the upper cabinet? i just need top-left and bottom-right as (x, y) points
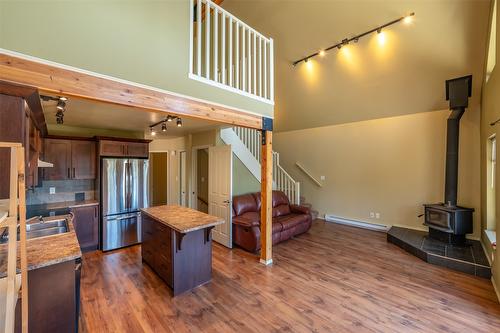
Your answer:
(98, 140), (149, 158)
(44, 139), (96, 180)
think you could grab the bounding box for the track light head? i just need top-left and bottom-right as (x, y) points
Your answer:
(59, 96), (68, 102)
(150, 127), (156, 136)
(161, 122), (167, 132)
(176, 118), (182, 127)
(319, 50), (326, 57)
(56, 100), (66, 110)
(167, 116), (173, 122)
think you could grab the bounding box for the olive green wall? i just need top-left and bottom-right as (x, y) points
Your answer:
(0, 0), (272, 118)
(481, 0), (500, 299)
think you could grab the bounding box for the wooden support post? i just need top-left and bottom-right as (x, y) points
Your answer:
(260, 130), (273, 265)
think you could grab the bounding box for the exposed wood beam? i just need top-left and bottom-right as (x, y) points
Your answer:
(0, 51), (263, 130)
(260, 130), (273, 265)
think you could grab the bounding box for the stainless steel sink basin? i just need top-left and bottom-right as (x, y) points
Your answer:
(0, 218), (69, 243)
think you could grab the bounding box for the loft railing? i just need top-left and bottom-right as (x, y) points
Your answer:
(232, 127), (300, 205)
(189, 0), (274, 104)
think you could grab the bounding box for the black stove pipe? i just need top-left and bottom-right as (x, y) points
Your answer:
(444, 108), (464, 207)
(443, 75), (472, 207)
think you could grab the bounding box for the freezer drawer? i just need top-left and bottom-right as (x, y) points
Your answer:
(103, 212), (142, 251)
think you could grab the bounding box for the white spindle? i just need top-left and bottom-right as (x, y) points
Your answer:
(242, 27), (246, 91)
(222, 12), (226, 85)
(259, 38), (262, 97)
(247, 30), (251, 93)
(253, 32), (257, 95)
(205, 0), (211, 79)
(189, 0), (194, 75)
(197, 0), (202, 76)
(264, 40), (267, 99)
(269, 38), (274, 101)
(229, 18), (233, 87)
(214, 7), (219, 82)
(235, 22), (239, 89)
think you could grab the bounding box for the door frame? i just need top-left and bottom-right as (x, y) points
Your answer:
(178, 150), (187, 207)
(190, 144), (212, 210)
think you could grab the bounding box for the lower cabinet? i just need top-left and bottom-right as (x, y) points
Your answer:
(71, 205), (99, 252)
(15, 259), (82, 333)
(142, 214), (173, 286)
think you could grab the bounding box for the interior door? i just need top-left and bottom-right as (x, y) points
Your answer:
(208, 145), (232, 248)
(179, 151), (187, 206)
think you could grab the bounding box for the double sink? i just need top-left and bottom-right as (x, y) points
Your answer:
(0, 217), (69, 243)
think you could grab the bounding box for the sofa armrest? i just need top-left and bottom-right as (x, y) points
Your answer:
(233, 216), (260, 228)
(290, 204), (311, 215)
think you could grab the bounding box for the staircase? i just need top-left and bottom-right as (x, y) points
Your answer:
(220, 127), (301, 205)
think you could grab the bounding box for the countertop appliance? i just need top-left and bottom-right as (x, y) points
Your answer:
(101, 158), (149, 251)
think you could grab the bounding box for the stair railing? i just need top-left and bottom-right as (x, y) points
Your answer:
(231, 127), (300, 204)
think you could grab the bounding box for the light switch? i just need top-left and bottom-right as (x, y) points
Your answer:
(49, 187), (56, 194)
(320, 176), (326, 181)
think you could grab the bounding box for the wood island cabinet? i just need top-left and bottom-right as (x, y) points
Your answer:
(71, 204), (99, 252)
(44, 139), (96, 180)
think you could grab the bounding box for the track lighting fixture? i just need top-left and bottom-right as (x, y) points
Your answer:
(292, 12), (415, 66)
(41, 95), (70, 125)
(56, 100), (66, 110)
(149, 115), (183, 135)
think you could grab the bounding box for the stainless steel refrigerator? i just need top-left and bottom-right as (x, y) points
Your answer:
(101, 158), (149, 251)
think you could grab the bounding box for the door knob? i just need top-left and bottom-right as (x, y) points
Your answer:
(223, 200), (230, 204)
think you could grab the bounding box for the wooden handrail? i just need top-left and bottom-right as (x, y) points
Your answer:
(295, 162), (323, 187)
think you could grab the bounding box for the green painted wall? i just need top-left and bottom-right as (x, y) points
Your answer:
(232, 154), (260, 196)
(0, 0), (272, 118)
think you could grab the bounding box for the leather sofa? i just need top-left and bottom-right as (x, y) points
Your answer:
(232, 191), (312, 252)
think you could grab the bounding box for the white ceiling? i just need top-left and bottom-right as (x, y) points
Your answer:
(41, 95), (221, 138)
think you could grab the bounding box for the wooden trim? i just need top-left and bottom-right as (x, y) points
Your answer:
(94, 136), (152, 143)
(0, 51), (263, 130)
(44, 135), (97, 141)
(260, 131), (273, 265)
(0, 80), (47, 136)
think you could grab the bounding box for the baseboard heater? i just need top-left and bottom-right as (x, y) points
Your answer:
(324, 214), (389, 232)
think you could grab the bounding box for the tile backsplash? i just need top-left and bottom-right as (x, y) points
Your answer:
(27, 179), (96, 205)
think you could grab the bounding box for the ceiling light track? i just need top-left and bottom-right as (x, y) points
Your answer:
(292, 12), (415, 66)
(149, 115), (183, 136)
(40, 94), (68, 124)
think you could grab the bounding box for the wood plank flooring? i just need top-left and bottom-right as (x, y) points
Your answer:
(79, 220), (500, 332)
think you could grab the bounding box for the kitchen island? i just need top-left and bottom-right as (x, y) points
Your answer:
(140, 205), (224, 296)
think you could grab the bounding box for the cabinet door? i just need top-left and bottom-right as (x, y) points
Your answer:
(71, 141), (96, 179)
(126, 142), (149, 158)
(72, 205), (99, 252)
(44, 139), (71, 180)
(99, 140), (126, 157)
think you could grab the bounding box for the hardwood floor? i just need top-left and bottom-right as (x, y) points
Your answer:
(79, 220), (500, 332)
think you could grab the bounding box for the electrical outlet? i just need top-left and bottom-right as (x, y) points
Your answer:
(375, 213), (380, 219)
(369, 212), (375, 218)
(49, 187), (56, 195)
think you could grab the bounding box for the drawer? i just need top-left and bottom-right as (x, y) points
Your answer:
(156, 259), (173, 286)
(141, 244), (155, 265)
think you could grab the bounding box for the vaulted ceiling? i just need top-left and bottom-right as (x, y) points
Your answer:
(222, 0), (491, 132)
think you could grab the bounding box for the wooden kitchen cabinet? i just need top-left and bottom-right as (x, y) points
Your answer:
(44, 138), (96, 180)
(99, 139), (149, 158)
(71, 204), (99, 252)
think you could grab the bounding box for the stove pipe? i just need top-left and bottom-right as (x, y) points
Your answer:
(444, 76), (472, 207)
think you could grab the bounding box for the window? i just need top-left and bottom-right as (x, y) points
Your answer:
(486, 135), (497, 249)
(486, 0), (497, 83)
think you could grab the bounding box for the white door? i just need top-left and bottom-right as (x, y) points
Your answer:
(179, 151), (187, 206)
(208, 145), (232, 248)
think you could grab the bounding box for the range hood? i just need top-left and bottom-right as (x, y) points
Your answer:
(37, 159), (54, 168)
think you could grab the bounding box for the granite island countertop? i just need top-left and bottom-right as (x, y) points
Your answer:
(141, 205), (224, 233)
(0, 214), (82, 278)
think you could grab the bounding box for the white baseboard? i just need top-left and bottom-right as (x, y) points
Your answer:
(325, 214), (389, 232)
(492, 276), (500, 303)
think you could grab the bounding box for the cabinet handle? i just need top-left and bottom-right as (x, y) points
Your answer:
(67, 168), (70, 178)
(73, 168), (76, 178)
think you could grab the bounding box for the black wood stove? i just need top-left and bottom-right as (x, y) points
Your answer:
(423, 76), (474, 245)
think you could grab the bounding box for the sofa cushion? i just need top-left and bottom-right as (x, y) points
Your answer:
(273, 204), (291, 217)
(252, 192), (262, 211)
(275, 214), (308, 230)
(272, 191), (290, 207)
(233, 193), (258, 216)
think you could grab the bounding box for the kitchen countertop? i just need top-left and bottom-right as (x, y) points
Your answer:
(0, 214), (82, 278)
(141, 205), (224, 233)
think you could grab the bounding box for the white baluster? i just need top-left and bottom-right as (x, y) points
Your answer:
(197, 0), (202, 76)
(270, 38), (274, 101)
(235, 22), (239, 89)
(253, 32), (257, 95)
(242, 27), (246, 92)
(221, 12), (225, 85)
(205, 0), (210, 79)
